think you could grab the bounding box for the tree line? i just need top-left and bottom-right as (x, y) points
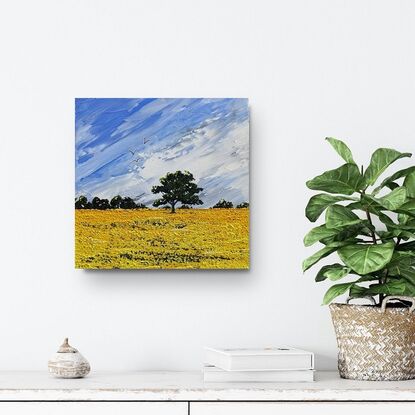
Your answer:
(75, 195), (146, 210)
(75, 170), (249, 213)
(75, 195), (249, 210)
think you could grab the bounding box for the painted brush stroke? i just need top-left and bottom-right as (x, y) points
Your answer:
(75, 98), (249, 269)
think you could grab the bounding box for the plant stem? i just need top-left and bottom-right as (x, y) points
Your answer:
(379, 270), (389, 305)
(365, 210), (378, 245)
(361, 196), (383, 304)
(360, 189), (377, 245)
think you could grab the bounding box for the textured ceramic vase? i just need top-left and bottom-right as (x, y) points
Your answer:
(48, 338), (90, 378)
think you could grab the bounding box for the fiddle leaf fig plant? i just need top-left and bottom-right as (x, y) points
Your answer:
(304, 137), (415, 305)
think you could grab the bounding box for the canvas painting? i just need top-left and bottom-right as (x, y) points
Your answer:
(75, 98), (249, 269)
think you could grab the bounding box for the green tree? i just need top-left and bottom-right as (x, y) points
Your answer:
(75, 195), (90, 209)
(151, 171), (203, 213)
(213, 199), (234, 208)
(120, 197), (137, 209)
(110, 195), (123, 209)
(92, 197), (110, 210)
(236, 202), (249, 208)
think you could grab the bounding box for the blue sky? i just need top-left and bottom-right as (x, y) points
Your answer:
(75, 98), (249, 207)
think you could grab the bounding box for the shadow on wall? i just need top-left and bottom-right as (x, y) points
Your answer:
(82, 267), (252, 290)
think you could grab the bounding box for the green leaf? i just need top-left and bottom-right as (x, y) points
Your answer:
(321, 221), (373, 245)
(323, 282), (354, 305)
(315, 263), (351, 282)
(364, 148), (412, 186)
(325, 205), (361, 229)
(397, 241), (415, 251)
(388, 253), (415, 284)
(347, 201), (381, 216)
(315, 265), (333, 282)
(398, 199), (415, 218)
(378, 212), (395, 227)
(402, 280), (415, 296)
(348, 275), (386, 298)
(348, 274), (386, 296)
(338, 242), (395, 275)
(325, 266), (351, 281)
(366, 280), (406, 296)
(302, 246), (338, 272)
(404, 171), (415, 198)
(355, 195), (385, 215)
(307, 164), (364, 196)
(372, 166), (415, 195)
(398, 213), (409, 225)
(379, 213), (415, 234)
(397, 231), (415, 240)
(303, 225), (338, 247)
(353, 279), (415, 297)
(394, 222), (415, 232)
(305, 194), (354, 222)
(349, 284), (369, 298)
(397, 268), (415, 285)
(386, 182), (400, 190)
(379, 229), (415, 241)
(375, 187), (407, 210)
(325, 137), (356, 164)
(389, 251), (415, 269)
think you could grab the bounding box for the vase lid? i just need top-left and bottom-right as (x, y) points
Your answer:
(57, 338), (78, 353)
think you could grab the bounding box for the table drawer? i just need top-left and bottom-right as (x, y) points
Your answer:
(191, 402), (415, 414)
(0, 402), (187, 415)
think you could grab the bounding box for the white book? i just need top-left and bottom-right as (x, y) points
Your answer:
(203, 365), (315, 382)
(204, 347), (314, 371)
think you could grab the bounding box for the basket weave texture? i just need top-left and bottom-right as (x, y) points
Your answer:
(330, 303), (415, 381)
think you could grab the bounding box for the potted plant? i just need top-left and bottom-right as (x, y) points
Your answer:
(304, 137), (415, 381)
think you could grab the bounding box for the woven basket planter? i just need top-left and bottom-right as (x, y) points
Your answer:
(330, 296), (415, 381)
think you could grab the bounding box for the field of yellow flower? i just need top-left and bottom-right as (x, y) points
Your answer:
(75, 209), (249, 269)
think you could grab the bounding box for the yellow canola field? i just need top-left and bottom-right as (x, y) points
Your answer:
(75, 209), (249, 269)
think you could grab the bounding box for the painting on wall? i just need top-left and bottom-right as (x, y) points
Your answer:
(75, 98), (249, 269)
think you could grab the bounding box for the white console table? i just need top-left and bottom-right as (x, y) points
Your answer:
(1, 371), (415, 414)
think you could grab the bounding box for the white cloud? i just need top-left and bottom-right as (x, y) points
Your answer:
(76, 99), (249, 207)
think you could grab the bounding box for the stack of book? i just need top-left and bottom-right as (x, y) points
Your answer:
(203, 346), (314, 382)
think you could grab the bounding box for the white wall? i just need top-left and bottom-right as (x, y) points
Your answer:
(0, 0), (414, 371)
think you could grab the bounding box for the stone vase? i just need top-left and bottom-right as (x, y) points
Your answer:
(48, 338), (90, 378)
